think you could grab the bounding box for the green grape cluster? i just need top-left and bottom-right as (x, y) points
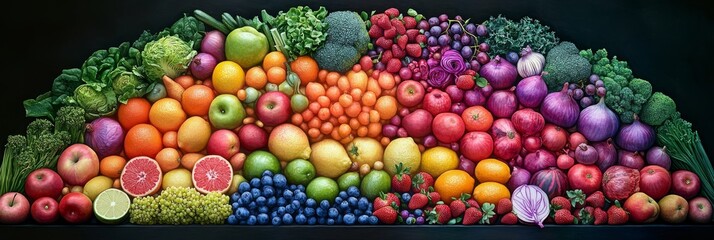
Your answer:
(196, 192), (233, 224)
(128, 187), (232, 225)
(157, 187), (202, 225)
(129, 196), (159, 224)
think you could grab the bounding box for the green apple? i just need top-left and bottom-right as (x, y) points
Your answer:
(225, 26), (268, 69)
(209, 94), (246, 129)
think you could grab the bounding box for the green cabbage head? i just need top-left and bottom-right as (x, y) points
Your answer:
(141, 35), (196, 82)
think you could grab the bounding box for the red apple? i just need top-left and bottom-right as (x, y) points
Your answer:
(31, 197), (59, 224)
(206, 129), (240, 159)
(396, 80), (425, 108)
(237, 124), (268, 151)
(57, 143), (100, 186)
(0, 192), (30, 224)
(422, 89), (451, 116)
(639, 165), (671, 200)
(256, 91), (291, 127)
(460, 131), (493, 162)
(58, 192), (93, 224)
(623, 192), (660, 223)
(671, 170), (701, 200)
(658, 194), (689, 224)
(688, 196), (713, 223)
(402, 109), (433, 138)
(567, 164), (603, 194)
(432, 112), (465, 144)
(24, 168), (64, 201)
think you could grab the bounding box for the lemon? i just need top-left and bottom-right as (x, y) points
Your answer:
(420, 146), (459, 178)
(346, 137), (383, 168)
(383, 137), (421, 176)
(309, 139), (351, 178)
(212, 61), (245, 94)
(269, 124), (311, 162)
(162, 168), (193, 189)
(83, 176), (114, 201)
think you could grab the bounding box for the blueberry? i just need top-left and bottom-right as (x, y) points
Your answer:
(256, 196), (267, 207)
(285, 205), (295, 214)
(283, 189), (294, 201)
(257, 213), (269, 224)
(347, 186), (360, 198)
(306, 199), (317, 208)
(339, 191), (348, 199)
(318, 217), (327, 225)
(308, 217), (317, 225)
(358, 215), (369, 225)
(271, 211), (278, 218)
(405, 216), (416, 225)
(401, 193), (411, 203)
(267, 196), (277, 207)
(416, 216), (425, 225)
(368, 216), (379, 225)
(367, 203), (373, 211)
(273, 174), (288, 189)
(304, 207), (316, 217)
(282, 213), (294, 225)
(250, 188), (261, 199)
(358, 197), (369, 210)
(320, 200), (330, 209)
(400, 210), (410, 220)
(248, 202), (257, 210)
(236, 207), (250, 219)
(261, 175), (273, 186)
(231, 202), (239, 210)
(295, 214), (307, 225)
(316, 207), (327, 217)
(277, 206), (286, 215)
(250, 178), (261, 188)
(231, 192), (240, 202)
(327, 218), (336, 225)
(297, 185), (305, 192)
(289, 184), (298, 191)
(343, 213), (356, 225)
(365, 210), (372, 216)
(295, 192), (307, 203)
(241, 192), (252, 203)
(336, 215), (343, 224)
(227, 215), (238, 225)
(354, 209), (363, 216)
(238, 182), (251, 193)
(272, 216), (281, 226)
(259, 206), (269, 214)
(334, 197), (343, 204)
(247, 215), (258, 225)
(347, 197), (358, 207)
(414, 209), (423, 217)
(292, 200), (301, 209)
(277, 197), (287, 206)
(328, 208), (339, 218)
(340, 201), (350, 212)
(262, 186), (274, 198)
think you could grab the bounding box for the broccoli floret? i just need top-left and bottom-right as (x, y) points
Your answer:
(26, 119), (54, 144)
(542, 42), (592, 91)
(55, 106), (86, 143)
(640, 92), (677, 126)
(628, 78), (652, 100)
(313, 11), (369, 73)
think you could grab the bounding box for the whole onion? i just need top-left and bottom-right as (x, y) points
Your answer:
(515, 75), (547, 108)
(524, 136), (542, 152)
(592, 139), (617, 171)
(568, 132), (587, 151)
(423, 135), (438, 148)
(201, 30), (226, 62)
(524, 150), (556, 173)
(85, 117), (124, 159)
(615, 115), (656, 152)
(541, 124), (568, 152)
(646, 146), (671, 170)
(618, 150), (645, 170)
(491, 119), (522, 160)
(451, 103), (466, 115)
(459, 156), (477, 176)
(463, 90), (486, 106)
(574, 143), (598, 165)
(189, 53), (217, 80)
(445, 85), (464, 102)
(427, 66), (454, 89)
(486, 88), (518, 118)
(541, 83), (579, 128)
(511, 108), (545, 136)
(577, 97), (619, 142)
(507, 166), (531, 191)
(479, 56), (517, 89)
(440, 50), (467, 74)
(517, 46), (546, 78)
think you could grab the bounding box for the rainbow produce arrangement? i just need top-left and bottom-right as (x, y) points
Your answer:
(1, 6), (713, 227)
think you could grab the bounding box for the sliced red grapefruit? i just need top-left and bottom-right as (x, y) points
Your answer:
(192, 155), (233, 194)
(120, 156), (163, 198)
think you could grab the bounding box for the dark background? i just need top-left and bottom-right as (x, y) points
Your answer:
(1, 0), (713, 239)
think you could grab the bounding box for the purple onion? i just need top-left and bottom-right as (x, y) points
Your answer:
(592, 139), (617, 171)
(397, 128), (409, 138)
(480, 84), (493, 98)
(574, 143), (598, 165)
(615, 115), (656, 152)
(463, 90), (486, 107)
(524, 150), (556, 173)
(507, 166), (531, 191)
(85, 117), (124, 159)
(515, 75), (547, 108)
(646, 146), (671, 170)
(541, 83), (580, 128)
(189, 53), (217, 80)
(201, 30), (226, 62)
(486, 89), (518, 118)
(459, 156), (477, 176)
(618, 150), (645, 170)
(427, 66), (454, 89)
(382, 125), (398, 138)
(476, 52), (490, 65)
(578, 97), (619, 142)
(451, 103), (466, 115)
(390, 116), (401, 126)
(445, 85), (464, 102)
(423, 135), (438, 148)
(479, 56), (518, 90)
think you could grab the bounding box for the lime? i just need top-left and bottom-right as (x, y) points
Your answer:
(360, 170), (391, 200)
(243, 150), (281, 180)
(306, 177), (339, 203)
(285, 159), (316, 185)
(337, 172), (361, 191)
(93, 188), (130, 224)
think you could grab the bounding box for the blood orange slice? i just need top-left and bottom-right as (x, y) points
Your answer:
(120, 156), (162, 198)
(192, 155), (234, 194)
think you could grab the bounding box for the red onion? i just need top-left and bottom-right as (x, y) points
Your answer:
(440, 50), (467, 74)
(592, 139), (617, 171)
(541, 124), (568, 152)
(423, 135), (438, 148)
(618, 150), (645, 170)
(459, 156), (477, 176)
(450, 103), (466, 115)
(427, 66), (454, 89)
(479, 56), (517, 89)
(382, 125), (398, 138)
(568, 132), (587, 151)
(646, 146), (671, 170)
(541, 83), (579, 128)
(511, 185), (550, 228)
(486, 88), (518, 118)
(577, 97), (619, 142)
(557, 153), (575, 170)
(201, 30), (226, 62)
(480, 84), (493, 98)
(491, 119), (522, 161)
(445, 85), (464, 103)
(463, 90), (486, 107)
(615, 115), (655, 152)
(524, 136), (542, 152)
(511, 108), (545, 136)
(524, 150), (556, 173)
(85, 117), (124, 159)
(574, 143), (598, 165)
(515, 75), (547, 108)
(189, 53), (217, 80)
(517, 46), (546, 78)
(510, 155), (525, 168)
(508, 166), (532, 191)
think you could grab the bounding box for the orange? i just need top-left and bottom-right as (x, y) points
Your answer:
(177, 116), (212, 153)
(474, 158), (511, 184)
(267, 67), (286, 84)
(181, 153), (205, 171)
(419, 146), (459, 178)
(213, 61), (245, 94)
(149, 98), (187, 133)
(473, 182), (511, 208)
(181, 85), (215, 116)
(124, 124), (163, 159)
(155, 148), (182, 173)
(434, 170), (475, 204)
(263, 51), (287, 71)
(290, 56), (319, 86)
(117, 98), (151, 130)
(162, 131), (178, 149)
(99, 155), (127, 178)
(175, 75), (195, 89)
(374, 96), (397, 120)
(245, 66), (268, 89)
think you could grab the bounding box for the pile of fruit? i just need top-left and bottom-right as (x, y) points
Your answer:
(1, 6), (713, 227)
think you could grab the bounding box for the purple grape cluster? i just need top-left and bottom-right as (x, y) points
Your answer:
(419, 14), (488, 71)
(569, 74), (607, 108)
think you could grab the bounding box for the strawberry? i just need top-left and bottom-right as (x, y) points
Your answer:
(466, 199), (480, 209)
(480, 203), (497, 224)
(391, 44), (406, 59)
(427, 202), (452, 224)
(415, 34), (427, 44)
(500, 212), (518, 225)
(607, 200), (629, 225)
(376, 14), (392, 29)
(374, 192), (400, 210)
(553, 209), (575, 224)
(550, 196), (571, 211)
(386, 58), (402, 73)
(391, 18), (406, 35)
(375, 37), (393, 50)
(496, 198), (513, 215)
(412, 172), (434, 193)
(449, 193), (470, 218)
(575, 206), (595, 224)
(403, 16), (417, 29)
(384, 8), (400, 18)
(391, 163), (411, 193)
(586, 191), (605, 209)
(567, 189), (586, 209)
(428, 191), (441, 206)
(370, 13), (386, 26)
(373, 206), (398, 224)
(385, 192), (401, 207)
(381, 50), (393, 64)
(455, 74), (476, 90)
(408, 193), (429, 210)
(405, 29), (420, 42)
(405, 43), (422, 58)
(593, 208), (608, 225)
(384, 27), (397, 39)
(368, 25), (383, 38)
(462, 207), (482, 225)
(396, 35), (408, 50)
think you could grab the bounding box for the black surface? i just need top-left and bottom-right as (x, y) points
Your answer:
(1, 0), (713, 239)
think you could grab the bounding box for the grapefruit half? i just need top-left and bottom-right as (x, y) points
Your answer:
(120, 156), (162, 198)
(192, 155), (234, 194)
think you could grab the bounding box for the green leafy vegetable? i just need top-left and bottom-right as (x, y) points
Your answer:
(312, 11), (370, 73)
(54, 105), (87, 144)
(271, 6), (328, 59)
(23, 69), (83, 119)
(483, 15), (559, 57)
(141, 36), (197, 82)
(70, 84), (118, 120)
